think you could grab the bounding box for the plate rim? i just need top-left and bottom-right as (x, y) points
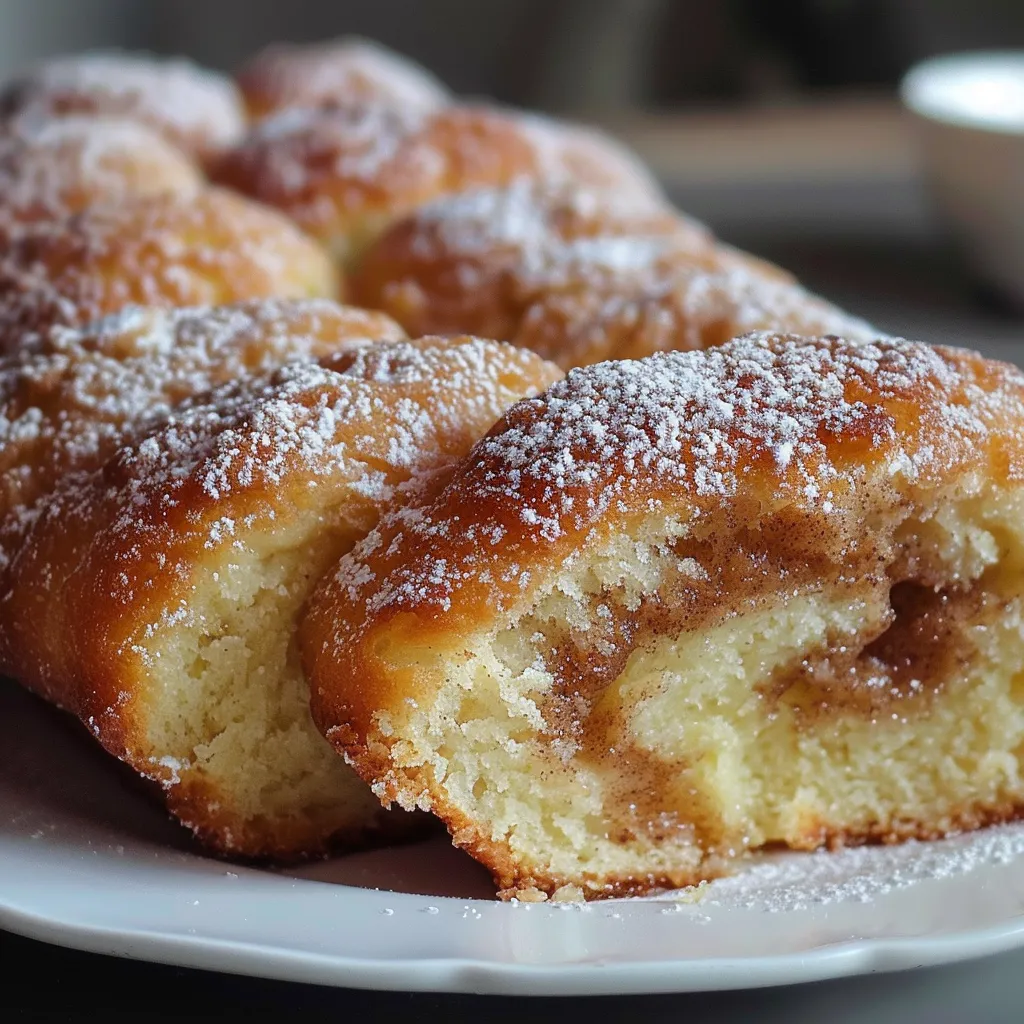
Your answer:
(4, 888), (1024, 996)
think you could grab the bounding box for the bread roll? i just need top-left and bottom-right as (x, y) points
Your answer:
(351, 181), (709, 340)
(0, 51), (244, 162)
(0, 188), (338, 353)
(304, 332), (1024, 899)
(0, 116), (201, 225)
(211, 106), (663, 269)
(0, 298), (402, 568)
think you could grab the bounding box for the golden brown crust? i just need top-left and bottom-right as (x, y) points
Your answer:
(0, 188), (338, 353)
(0, 116), (202, 225)
(351, 181), (712, 340)
(350, 182), (868, 366)
(2, 336), (561, 856)
(514, 263), (877, 369)
(0, 297), (404, 671)
(235, 38), (450, 121)
(303, 333), (1024, 895)
(210, 106), (663, 264)
(476, 803), (1024, 899)
(0, 51), (245, 162)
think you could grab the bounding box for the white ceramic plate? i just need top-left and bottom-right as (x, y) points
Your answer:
(4, 680), (1024, 996)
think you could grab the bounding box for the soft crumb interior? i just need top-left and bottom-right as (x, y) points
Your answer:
(383, 488), (1024, 895)
(145, 524), (387, 856)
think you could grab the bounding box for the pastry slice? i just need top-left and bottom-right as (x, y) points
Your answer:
(2, 336), (560, 858)
(304, 332), (1024, 898)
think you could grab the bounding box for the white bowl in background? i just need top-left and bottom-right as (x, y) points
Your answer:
(902, 51), (1024, 305)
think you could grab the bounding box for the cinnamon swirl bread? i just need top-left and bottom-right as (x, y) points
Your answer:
(304, 332), (1024, 898)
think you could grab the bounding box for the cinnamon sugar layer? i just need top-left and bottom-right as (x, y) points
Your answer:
(304, 333), (1024, 898)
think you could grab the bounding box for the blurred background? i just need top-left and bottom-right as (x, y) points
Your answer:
(1, 0), (1022, 351)
(4, 0), (1023, 110)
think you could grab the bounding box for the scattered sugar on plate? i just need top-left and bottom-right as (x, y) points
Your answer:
(670, 821), (1024, 913)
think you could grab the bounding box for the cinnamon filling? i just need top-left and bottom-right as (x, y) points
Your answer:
(528, 508), (994, 850)
(767, 580), (986, 722)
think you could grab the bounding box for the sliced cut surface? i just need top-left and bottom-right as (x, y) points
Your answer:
(304, 332), (1024, 898)
(2, 336), (561, 858)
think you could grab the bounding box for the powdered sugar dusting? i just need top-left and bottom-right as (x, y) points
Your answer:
(331, 333), (1024, 614)
(0, 298), (402, 570)
(0, 187), (334, 349)
(409, 180), (699, 286)
(467, 333), (1011, 522)
(0, 115), (201, 224)
(517, 258), (879, 368)
(214, 106), (666, 246)
(31, 336), (556, 590)
(0, 50), (244, 157)
(213, 103), (434, 223)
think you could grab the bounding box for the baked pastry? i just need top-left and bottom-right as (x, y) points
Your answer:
(515, 262), (877, 369)
(0, 116), (202, 225)
(0, 51), (244, 162)
(351, 181), (712, 340)
(236, 37), (449, 121)
(2, 335), (561, 858)
(304, 332), (1024, 899)
(0, 298), (403, 574)
(210, 105), (663, 268)
(0, 187), (337, 353)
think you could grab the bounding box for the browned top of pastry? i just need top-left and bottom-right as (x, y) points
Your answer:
(304, 333), (1024, 733)
(0, 116), (202, 224)
(0, 187), (338, 353)
(210, 106), (662, 258)
(0, 298), (403, 575)
(351, 181), (712, 339)
(0, 51), (245, 162)
(235, 37), (450, 121)
(514, 263), (877, 369)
